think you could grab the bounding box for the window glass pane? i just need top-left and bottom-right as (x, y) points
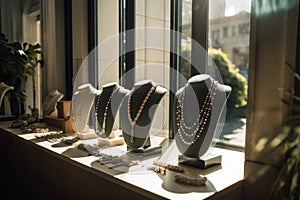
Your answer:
(135, 0), (171, 138)
(179, 0), (192, 88)
(97, 0), (119, 86)
(209, 0), (251, 151)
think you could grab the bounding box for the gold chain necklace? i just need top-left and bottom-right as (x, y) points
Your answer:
(176, 80), (218, 145)
(127, 85), (157, 143)
(95, 87), (119, 135)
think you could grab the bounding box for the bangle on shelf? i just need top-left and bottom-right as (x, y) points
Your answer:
(61, 137), (80, 145)
(148, 166), (166, 175)
(97, 154), (143, 169)
(77, 143), (102, 156)
(129, 160), (141, 167)
(153, 161), (185, 173)
(174, 174), (207, 186)
(34, 131), (66, 142)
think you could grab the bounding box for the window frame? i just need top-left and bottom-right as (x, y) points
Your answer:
(119, 0), (135, 89)
(169, 0), (209, 138)
(64, 0), (73, 100)
(118, 0), (210, 139)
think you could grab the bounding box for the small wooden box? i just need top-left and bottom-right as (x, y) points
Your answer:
(57, 101), (71, 119)
(44, 116), (75, 134)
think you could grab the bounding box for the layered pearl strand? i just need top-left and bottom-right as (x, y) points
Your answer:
(95, 87), (119, 135)
(176, 80), (218, 145)
(128, 85), (157, 143)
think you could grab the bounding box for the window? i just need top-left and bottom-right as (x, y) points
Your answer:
(212, 30), (220, 40)
(231, 26), (236, 36)
(209, 0), (251, 151)
(96, 0), (171, 138)
(223, 26), (229, 38)
(239, 23), (250, 35)
(178, 0), (193, 87)
(173, 0), (251, 151)
(96, 0), (251, 151)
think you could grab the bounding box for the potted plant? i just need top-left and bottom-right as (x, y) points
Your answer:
(0, 33), (27, 116)
(268, 64), (300, 200)
(0, 33), (43, 118)
(22, 42), (43, 119)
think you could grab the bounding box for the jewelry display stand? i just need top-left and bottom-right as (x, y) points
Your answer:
(44, 102), (74, 134)
(95, 82), (129, 146)
(178, 153), (222, 169)
(43, 89), (74, 134)
(0, 82), (14, 108)
(71, 83), (100, 140)
(119, 80), (167, 156)
(0, 82), (14, 120)
(174, 74), (231, 169)
(42, 89), (64, 117)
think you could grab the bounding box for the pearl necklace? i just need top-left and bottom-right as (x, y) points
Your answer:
(176, 80), (218, 145)
(178, 81), (214, 131)
(95, 86), (119, 135)
(127, 85), (157, 143)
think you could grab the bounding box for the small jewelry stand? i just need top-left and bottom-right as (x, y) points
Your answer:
(0, 82), (14, 120)
(174, 74), (231, 169)
(44, 100), (74, 134)
(119, 80), (167, 157)
(42, 89), (64, 117)
(95, 82), (129, 146)
(126, 137), (163, 157)
(77, 128), (98, 140)
(178, 153), (222, 169)
(98, 129), (125, 146)
(43, 89), (75, 134)
(71, 83), (99, 140)
(0, 82), (14, 108)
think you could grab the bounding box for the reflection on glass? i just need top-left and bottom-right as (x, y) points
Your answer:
(179, 0), (192, 88)
(209, 0), (251, 151)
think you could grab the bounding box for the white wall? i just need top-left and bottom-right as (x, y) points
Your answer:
(41, 0), (66, 102)
(97, 0), (119, 87)
(135, 0), (171, 137)
(71, 0), (89, 89)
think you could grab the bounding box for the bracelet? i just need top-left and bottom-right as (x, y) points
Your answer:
(35, 131), (65, 141)
(148, 166), (166, 175)
(174, 174), (207, 186)
(61, 137), (80, 145)
(153, 161), (184, 173)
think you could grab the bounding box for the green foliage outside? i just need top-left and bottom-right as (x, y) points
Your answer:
(179, 44), (192, 82)
(22, 42), (43, 109)
(208, 48), (247, 109)
(180, 46), (247, 109)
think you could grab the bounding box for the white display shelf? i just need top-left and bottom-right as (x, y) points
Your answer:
(0, 121), (244, 200)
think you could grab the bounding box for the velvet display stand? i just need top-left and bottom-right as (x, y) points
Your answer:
(126, 137), (162, 157)
(174, 74), (231, 169)
(178, 153), (222, 169)
(120, 80), (167, 157)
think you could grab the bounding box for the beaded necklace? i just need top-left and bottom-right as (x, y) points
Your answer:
(127, 85), (157, 143)
(95, 86), (119, 135)
(176, 80), (218, 145)
(178, 81), (214, 131)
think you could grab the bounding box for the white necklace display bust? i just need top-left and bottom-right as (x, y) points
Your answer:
(71, 83), (100, 135)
